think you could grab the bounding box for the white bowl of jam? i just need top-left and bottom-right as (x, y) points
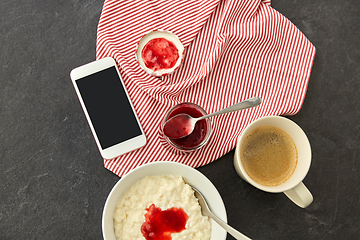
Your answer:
(135, 30), (184, 77)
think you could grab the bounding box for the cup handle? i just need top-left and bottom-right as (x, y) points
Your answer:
(284, 182), (313, 208)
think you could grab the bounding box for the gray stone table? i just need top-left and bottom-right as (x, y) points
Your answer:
(1, 0), (359, 239)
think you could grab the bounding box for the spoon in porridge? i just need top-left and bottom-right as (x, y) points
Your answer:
(192, 187), (251, 240)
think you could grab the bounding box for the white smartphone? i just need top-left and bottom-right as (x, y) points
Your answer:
(70, 57), (146, 159)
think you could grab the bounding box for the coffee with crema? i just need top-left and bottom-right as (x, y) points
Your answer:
(240, 126), (298, 186)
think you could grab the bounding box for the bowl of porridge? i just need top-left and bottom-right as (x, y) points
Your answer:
(102, 161), (227, 240)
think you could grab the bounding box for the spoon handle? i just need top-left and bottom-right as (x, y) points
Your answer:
(197, 97), (262, 121)
(209, 212), (251, 240)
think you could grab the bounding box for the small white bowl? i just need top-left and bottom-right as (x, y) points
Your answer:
(135, 30), (184, 77)
(102, 161), (227, 240)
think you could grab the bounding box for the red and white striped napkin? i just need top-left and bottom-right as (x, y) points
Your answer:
(96, 0), (315, 177)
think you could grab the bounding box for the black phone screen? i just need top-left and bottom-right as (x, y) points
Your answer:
(75, 66), (142, 149)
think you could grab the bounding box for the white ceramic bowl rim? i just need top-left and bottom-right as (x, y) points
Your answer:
(102, 161), (227, 240)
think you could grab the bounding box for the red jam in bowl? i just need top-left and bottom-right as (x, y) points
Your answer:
(141, 204), (188, 240)
(141, 38), (179, 71)
(162, 103), (212, 151)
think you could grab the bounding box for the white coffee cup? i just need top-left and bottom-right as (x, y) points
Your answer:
(233, 116), (313, 208)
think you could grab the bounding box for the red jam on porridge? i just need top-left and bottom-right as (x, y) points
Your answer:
(113, 175), (211, 240)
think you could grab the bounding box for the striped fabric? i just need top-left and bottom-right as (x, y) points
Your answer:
(96, 0), (315, 177)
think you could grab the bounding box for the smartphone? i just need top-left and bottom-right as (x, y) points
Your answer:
(70, 57), (146, 159)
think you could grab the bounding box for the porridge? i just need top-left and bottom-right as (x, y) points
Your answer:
(113, 175), (211, 240)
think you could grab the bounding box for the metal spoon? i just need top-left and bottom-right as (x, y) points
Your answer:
(192, 187), (251, 240)
(163, 97), (262, 139)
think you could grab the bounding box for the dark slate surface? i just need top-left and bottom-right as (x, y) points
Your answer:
(1, 0), (359, 239)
